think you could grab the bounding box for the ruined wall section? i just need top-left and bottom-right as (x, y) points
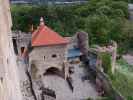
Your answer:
(12, 31), (32, 55)
(0, 0), (22, 100)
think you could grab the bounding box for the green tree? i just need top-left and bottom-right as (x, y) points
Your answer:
(11, 0), (132, 52)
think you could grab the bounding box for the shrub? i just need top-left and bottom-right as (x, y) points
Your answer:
(98, 52), (112, 75)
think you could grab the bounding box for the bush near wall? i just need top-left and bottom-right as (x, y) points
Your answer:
(98, 52), (112, 75)
(107, 59), (133, 99)
(111, 70), (133, 99)
(95, 51), (133, 99)
(111, 59), (133, 99)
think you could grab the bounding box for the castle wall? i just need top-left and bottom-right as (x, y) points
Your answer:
(29, 44), (68, 100)
(0, 0), (22, 100)
(12, 31), (32, 55)
(29, 44), (68, 74)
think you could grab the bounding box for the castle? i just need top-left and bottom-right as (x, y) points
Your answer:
(9, 15), (90, 99)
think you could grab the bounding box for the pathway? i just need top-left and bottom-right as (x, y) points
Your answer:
(17, 57), (35, 100)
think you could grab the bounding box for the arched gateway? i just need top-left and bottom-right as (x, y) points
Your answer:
(43, 67), (65, 78)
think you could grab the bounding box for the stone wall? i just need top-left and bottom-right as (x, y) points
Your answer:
(12, 31), (31, 55)
(29, 44), (68, 74)
(43, 95), (55, 100)
(0, 0), (22, 100)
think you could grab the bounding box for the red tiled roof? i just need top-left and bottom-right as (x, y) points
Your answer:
(32, 18), (69, 47)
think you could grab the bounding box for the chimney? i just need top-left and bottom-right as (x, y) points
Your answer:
(40, 17), (45, 26)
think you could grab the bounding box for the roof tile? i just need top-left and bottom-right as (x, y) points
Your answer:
(32, 19), (69, 47)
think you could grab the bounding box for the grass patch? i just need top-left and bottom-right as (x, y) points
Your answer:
(110, 59), (133, 99)
(117, 58), (133, 72)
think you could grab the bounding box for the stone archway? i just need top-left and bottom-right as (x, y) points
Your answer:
(43, 67), (65, 79)
(43, 67), (73, 92)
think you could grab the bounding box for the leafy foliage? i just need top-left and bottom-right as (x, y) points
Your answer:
(111, 70), (133, 99)
(117, 58), (133, 74)
(98, 52), (112, 74)
(11, 0), (132, 52)
(107, 59), (133, 99)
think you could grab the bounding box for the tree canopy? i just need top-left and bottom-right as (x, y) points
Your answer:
(11, 0), (132, 53)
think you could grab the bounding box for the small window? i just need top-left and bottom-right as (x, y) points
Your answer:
(52, 54), (57, 58)
(44, 56), (45, 60)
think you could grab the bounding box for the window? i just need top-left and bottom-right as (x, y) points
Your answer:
(44, 56), (45, 60)
(52, 54), (57, 58)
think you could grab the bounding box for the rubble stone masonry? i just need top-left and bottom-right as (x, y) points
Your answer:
(29, 45), (68, 74)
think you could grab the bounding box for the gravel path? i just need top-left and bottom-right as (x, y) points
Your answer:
(72, 64), (98, 100)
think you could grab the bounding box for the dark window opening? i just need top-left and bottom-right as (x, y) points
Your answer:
(21, 47), (25, 54)
(12, 39), (18, 54)
(44, 56), (45, 60)
(52, 54), (57, 58)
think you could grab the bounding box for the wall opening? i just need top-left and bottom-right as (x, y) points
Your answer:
(43, 67), (64, 78)
(52, 54), (57, 58)
(44, 56), (45, 61)
(12, 39), (18, 54)
(21, 47), (25, 54)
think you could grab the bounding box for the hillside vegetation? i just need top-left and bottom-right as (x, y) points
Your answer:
(112, 59), (133, 99)
(11, 0), (133, 53)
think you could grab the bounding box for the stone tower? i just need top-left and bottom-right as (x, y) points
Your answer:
(29, 17), (69, 79)
(0, 0), (22, 100)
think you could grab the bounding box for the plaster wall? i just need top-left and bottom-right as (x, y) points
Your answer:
(0, 0), (22, 100)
